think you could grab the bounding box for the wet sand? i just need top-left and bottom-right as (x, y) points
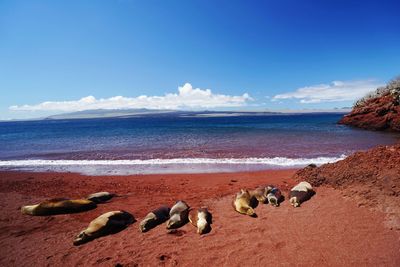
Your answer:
(0, 170), (399, 266)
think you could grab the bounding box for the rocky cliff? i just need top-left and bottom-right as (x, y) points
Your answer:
(339, 77), (400, 131)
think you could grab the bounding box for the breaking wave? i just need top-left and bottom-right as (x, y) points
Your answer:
(0, 155), (346, 167)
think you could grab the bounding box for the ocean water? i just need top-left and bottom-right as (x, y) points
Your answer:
(0, 113), (398, 175)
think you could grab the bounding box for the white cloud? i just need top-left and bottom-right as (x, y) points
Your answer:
(272, 80), (382, 104)
(10, 83), (252, 112)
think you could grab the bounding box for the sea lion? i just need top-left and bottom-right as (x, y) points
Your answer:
(87, 192), (115, 204)
(232, 189), (256, 216)
(289, 181), (314, 207)
(139, 205), (170, 232)
(166, 200), (190, 229)
(73, 210), (135, 245)
(21, 198), (97, 216)
(265, 186), (283, 207)
(249, 186), (268, 203)
(188, 208), (212, 235)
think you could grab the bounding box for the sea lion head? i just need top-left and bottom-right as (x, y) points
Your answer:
(20, 204), (37, 215)
(238, 189), (252, 199)
(267, 194), (279, 206)
(87, 192), (115, 204)
(265, 185), (274, 194)
(246, 207), (255, 216)
(139, 213), (156, 232)
(250, 187), (267, 203)
(73, 230), (91, 246)
(289, 196), (300, 207)
(197, 209), (211, 235)
(197, 222), (211, 235)
(166, 214), (181, 229)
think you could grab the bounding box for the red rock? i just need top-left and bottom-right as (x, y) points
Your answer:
(339, 82), (400, 131)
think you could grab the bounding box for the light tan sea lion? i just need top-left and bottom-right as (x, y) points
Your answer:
(87, 192), (115, 204)
(188, 208), (212, 235)
(139, 205), (170, 232)
(289, 181), (314, 207)
(73, 210), (135, 246)
(21, 198), (97, 216)
(166, 200), (190, 229)
(232, 189), (256, 216)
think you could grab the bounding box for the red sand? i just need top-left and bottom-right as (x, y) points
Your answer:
(294, 144), (400, 230)
(0, 170), (399, 266)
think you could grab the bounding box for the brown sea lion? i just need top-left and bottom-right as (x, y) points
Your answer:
(188, 208), (212, 235)
(249, 186), (268, 203)
(73, 210), (135, 246)
(289, 181), (314, 207)
(139, 205), (170, 232)
(21, 198), (97, 216)
(87, 192), (115, 204)
(232, 189), (256, 216)
(166, 200), (190, 229)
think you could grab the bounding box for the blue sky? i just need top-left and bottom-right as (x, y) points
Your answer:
(1, 0), (399, 119)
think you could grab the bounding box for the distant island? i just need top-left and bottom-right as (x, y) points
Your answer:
(44, 109), (284, 120)
(45, 108), (176, 120)
(0, 108), (352, 122)
(41, 108), (349, 121)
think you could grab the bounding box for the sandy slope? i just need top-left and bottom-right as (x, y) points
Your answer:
(0, 170), (399, 266)
(294, 144), (400, 231)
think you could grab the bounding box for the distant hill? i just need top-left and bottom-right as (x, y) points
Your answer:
(45, 109), (175, 120)
(44, 109), (285, 120)
(0, 109), (352, 123)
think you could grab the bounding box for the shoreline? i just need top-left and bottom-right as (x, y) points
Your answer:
(1, 169), (399, 266)
(0, 154), (347, 176)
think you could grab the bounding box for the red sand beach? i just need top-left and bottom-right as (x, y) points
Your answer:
(0, 169), (399, 266)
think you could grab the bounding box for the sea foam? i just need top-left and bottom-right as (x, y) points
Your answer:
(0, 156), (346, 166)
(0, 156), (346, 175)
